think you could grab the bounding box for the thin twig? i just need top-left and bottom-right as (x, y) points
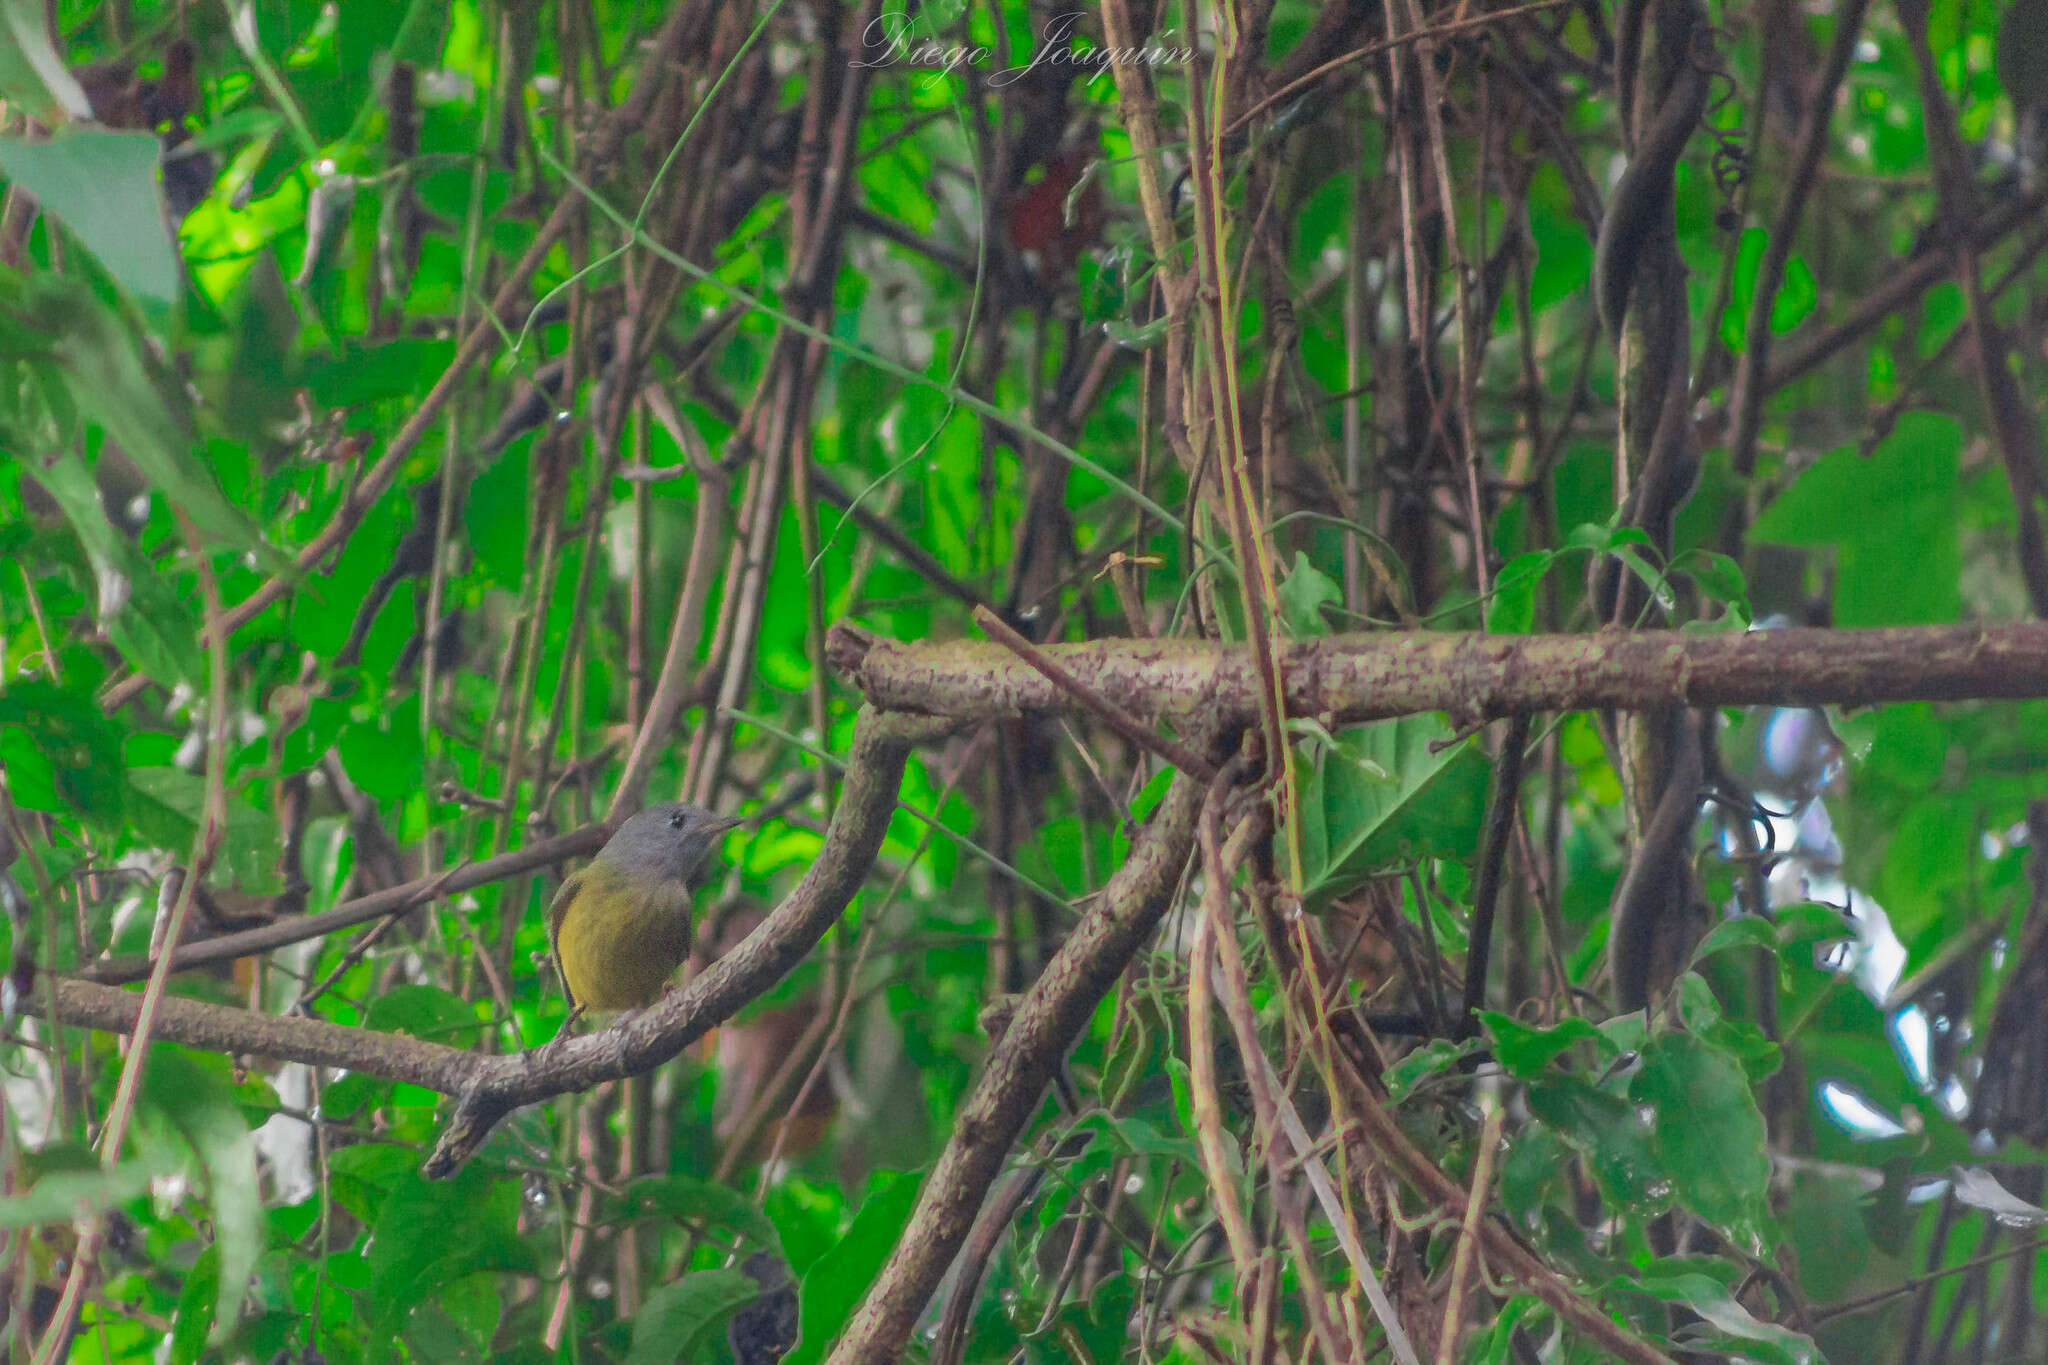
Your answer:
(1436, 1104), (1508, 1364)
(1461, 715), (1532, 1030)
(33, 515), (230, 1365)
(1187, 759), (1261, 1278)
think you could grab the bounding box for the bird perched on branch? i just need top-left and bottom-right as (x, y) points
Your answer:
(544, 802), (740, 1042)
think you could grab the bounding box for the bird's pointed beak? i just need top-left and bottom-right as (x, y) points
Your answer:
(708, 813), (744, 835)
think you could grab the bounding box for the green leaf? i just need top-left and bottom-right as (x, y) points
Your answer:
(1773, 902), (1856, 951)
(405, 1304), (484, 1364)
(1723, 226), (1818, 348)
(1299, 715), (1492, 904)
(168, 1244), (220, 1365)
(0, 129), (180, 303)
(465, 443), (531, 586)
(305, 338), (458, 407)
(144, 1050), (262, 1345)
(365, 985), (484, 1047)
(0, 677), (127, 824)
(0, 0), (91, 126)
(1631, 1034), (1771, 1244)
(366, 1166), (534, 1332)
(1480, 1012), (1613, 1080)
(7, 279), (281, 569)
(0, 1155), (170, 1228)
(1103, 316), (1168, 350)
(1875, 796), (1974, 942)
(1497, 1124), (1567, 1217)
(1526, 1076), (1668, 1214)
(1749, 411), (1961, 626)
(127, 768), (281, 892)
(1384, 1036), (1480, 1101)
(23, 448), (206, 685)
(1566, 522), (1654, 553)
(1704, 1017), (1783, 1084)
(626, 1269), (759, 1365)
(606, 1174), (783, 1253)
(787, 1172), (921, 1365)
(1277, 551), (1341, 637)
(1101, 995), (1161, 1108)
(1622, 1265), (1818, 1365)
(1683, 550), (1752, 620)
(1687, 916), (1778, 968)
(1066, 1111), (1204, 1165)
(1485, 550), (1551, 634)
(1677, 971), (1722, 1030)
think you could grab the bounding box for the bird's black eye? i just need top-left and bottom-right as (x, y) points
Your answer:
(668, 809), (686, 830)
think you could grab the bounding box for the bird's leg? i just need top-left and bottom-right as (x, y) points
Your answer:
(529, 1003), (587, 1063)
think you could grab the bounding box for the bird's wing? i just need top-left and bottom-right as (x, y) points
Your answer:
(546, 866), (589, 1011)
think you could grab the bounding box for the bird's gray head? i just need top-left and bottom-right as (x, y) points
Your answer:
(600, 802), (741, 886)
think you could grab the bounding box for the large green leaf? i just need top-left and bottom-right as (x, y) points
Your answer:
(365, 984), (485, 1048)
(365, 1165), (534, 1333)
(127, 767), (281, 892)
(605, 1173), (783, 1252)
(1748, 411), (1961, 626)
(1299, 714), (1491, 904)
(1526, 1076), (1668, 1215)
(0, 1153), (169, 1228)
(0, 129), (179, 303)
(0, 0), (91, 127)
(0, 676), (127, 823)
(1480, 1012), (1615, 1081)
(144, 1049), (262, 1346)
(1630, 1034), (1772, 1245)
(788, 1172), (921, 1365)
(1623, 1263), (1818, 1365)
(24, 448), (206, 685)
(626, 1269), (759, 1365)
(6, 278), (281, 566)
(168, 1244), (220, 1365)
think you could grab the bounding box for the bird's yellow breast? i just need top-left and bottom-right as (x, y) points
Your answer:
(551, 860), (696, 1012)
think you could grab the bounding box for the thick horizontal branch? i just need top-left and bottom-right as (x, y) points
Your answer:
(829, 621), (2048, 726)
(19, 977), (475, 1092)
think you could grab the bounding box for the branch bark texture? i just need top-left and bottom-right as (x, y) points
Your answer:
(824, 759), (1212, 1365)
(830, 621), (2048, 724)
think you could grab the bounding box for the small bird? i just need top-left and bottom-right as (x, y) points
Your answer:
(545, 801), (741, 1041)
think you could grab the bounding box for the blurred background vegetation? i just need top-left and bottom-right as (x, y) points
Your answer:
(5, 0), (2048, 1361)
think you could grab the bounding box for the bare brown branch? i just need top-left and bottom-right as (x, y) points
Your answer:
(830, 621), (2048, 724)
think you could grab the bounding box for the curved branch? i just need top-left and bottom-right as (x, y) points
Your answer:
(830, 621), (2048, 724)
(825, 754), (1215, 1365)
(422, 707), (950, 1177)
(16, 710), (948, 1183)
(18, 977), (476, 1092)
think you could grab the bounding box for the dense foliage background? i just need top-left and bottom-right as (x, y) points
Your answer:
(6, 0), (2048, 1361)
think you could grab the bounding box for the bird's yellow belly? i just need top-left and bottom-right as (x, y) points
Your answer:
(557, 866), (693, 1011)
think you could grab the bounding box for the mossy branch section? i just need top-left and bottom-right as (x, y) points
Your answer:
(830, 622), (2048, 722)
